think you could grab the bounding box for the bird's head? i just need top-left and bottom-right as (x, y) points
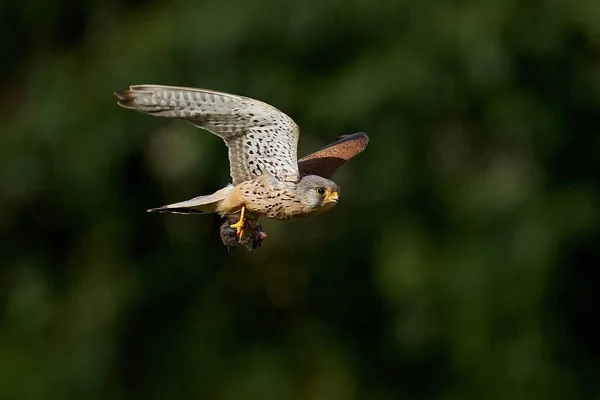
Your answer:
(297, 175), (341, 214)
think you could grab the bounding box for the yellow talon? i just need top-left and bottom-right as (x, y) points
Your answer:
(230, 206), (246, 239)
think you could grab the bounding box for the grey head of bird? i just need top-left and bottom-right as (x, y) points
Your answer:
(296, 175), (341, 214)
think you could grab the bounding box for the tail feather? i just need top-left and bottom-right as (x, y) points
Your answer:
(147, 185), (233, 215)
(146, 207), (207, 215)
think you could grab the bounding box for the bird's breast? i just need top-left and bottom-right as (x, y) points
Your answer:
(236, 180), (305, 220)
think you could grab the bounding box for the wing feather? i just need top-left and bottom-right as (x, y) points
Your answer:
(115, 85), (300, 185)
(298, 132), (369, 179)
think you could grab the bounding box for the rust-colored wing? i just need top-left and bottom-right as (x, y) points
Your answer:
(298, 132), (369, 179)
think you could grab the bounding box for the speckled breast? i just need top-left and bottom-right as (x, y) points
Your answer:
(237, 179), (305, 220)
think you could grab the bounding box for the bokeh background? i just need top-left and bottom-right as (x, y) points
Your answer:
(2, 0), (600, 399)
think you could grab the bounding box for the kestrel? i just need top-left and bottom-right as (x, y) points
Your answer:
(220, 132), (370, 250)
(114, 85), (369, 244)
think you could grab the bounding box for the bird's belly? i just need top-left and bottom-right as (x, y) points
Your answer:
(237, 181), (305, 220)
(260, 208), (305, 220)
(246, 200), (304, 220)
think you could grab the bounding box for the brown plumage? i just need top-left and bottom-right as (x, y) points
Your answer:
(297, 133), (370, 179)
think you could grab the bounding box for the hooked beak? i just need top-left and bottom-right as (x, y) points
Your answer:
(325, 191), (340, 205)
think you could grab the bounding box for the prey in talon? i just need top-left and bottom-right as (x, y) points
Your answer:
(220, 214), (268, 251)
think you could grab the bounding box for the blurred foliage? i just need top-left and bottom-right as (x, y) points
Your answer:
(1, 0), (600, 399)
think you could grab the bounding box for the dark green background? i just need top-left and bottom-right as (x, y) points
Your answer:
(1, 0), (599, 399)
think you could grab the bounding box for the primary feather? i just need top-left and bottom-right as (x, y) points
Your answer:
(115, 85), (300, 185)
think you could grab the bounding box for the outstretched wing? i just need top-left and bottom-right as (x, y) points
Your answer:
(115, 85), (300, 185)
(298, 132), (369, 179)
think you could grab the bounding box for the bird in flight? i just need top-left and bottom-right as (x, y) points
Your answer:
(219, 132), (369, 250)
(114, 85), (369, 248)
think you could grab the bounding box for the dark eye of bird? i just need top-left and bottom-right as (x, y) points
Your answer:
(317, 187), (325, 195)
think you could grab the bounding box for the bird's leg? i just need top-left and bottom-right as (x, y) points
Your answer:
(230, 206), (246, 239)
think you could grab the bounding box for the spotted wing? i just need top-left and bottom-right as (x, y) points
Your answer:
(298, 132), (369, 179)
(115, 85), (300, 185)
